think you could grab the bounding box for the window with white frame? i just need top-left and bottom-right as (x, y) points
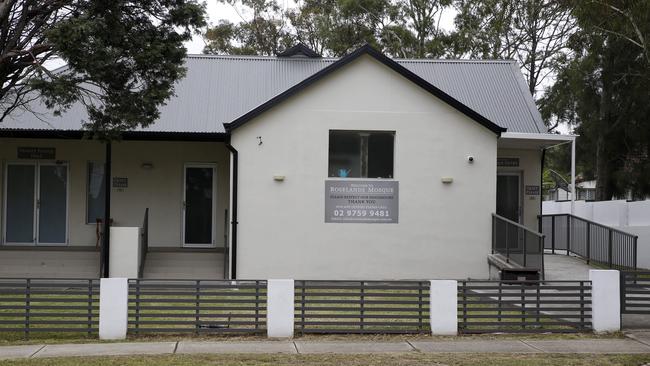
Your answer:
(86, 161), (105, 224)
(328, 130), (395, 178)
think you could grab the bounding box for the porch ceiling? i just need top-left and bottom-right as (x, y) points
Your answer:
(498, 132), (576, 150)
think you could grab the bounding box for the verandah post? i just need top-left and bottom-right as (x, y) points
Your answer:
(101, 142), (112, 278)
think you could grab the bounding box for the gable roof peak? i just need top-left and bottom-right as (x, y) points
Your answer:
(277, 43), (321, 58)
(226, 43), (507, 135)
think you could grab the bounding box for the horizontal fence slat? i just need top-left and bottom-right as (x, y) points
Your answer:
(0, 278), (99, 337)
(294, 280), (429, 335)
(621, 271), (650, 315)
(458, 279), (592, 334)
(127, 280), (267, 335)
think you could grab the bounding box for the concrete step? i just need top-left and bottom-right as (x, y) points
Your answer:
(142, 252), (225, 279)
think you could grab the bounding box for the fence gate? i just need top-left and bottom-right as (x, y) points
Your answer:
(620, 271), (650, 315)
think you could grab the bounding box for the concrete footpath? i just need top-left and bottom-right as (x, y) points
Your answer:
(2, 333), (650, 360)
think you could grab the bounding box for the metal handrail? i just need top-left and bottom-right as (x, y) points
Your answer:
(492, 213), (545, 278)
(492, 213), (544, 238)
(541, 213), (639, 238)
(138, 208), (149, 278)
(540, 213), (637, 269)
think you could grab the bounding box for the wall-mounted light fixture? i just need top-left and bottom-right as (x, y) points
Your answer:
(441, 177), (453, 184)
(273, 175), (285, 182)
(141, 162), (154, 170)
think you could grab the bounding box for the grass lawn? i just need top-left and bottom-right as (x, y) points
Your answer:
(2, 353), (650, 366)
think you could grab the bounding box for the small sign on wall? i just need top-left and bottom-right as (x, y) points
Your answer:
(325, 180), (399, 223)
(17, 147), (55, 159)
(497, 157), (519, 167)
(525, 185), (540, 196)
(112, 177), (128, 188)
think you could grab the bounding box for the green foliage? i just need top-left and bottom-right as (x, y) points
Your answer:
(540, 0), (650, 200)
(1, 0), (206, 139)
(204, 0), (452, 58)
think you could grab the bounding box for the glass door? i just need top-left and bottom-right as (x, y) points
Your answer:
(3, 162), (68, 246)
(496, 173), (522, 253)
(4, 164), (36, 244)
(37, 163), (68, 245)
(183, 164), (216, 247)
(496, 173), (521, 223)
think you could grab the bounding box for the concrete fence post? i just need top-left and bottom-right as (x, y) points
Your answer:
(589, 269), (620, 333)
(267, 279), (294, 338)
(429, 280), (457, 335)
(99, 278), (129, 340)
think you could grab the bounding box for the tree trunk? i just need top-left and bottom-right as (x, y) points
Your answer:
(595, 45), (613, 201)
(595, 134), (610, 201)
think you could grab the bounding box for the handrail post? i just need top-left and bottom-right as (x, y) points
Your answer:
(491, 215), (495, 254)
(506, 223), (510, 262)
(586, 222), (591, 264)
(633, 237), (638, 270)
(523, 228), (527, 267)
(539, 235), (546, 281)
(551, 215), (555, 254)
(566, 215), (571, 255)
(608, 230), (613, 268)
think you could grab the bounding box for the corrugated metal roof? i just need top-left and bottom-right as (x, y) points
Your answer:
(1, 54), (546, 134)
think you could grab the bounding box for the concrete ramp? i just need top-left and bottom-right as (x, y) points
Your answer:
(543, 253), (593, 281)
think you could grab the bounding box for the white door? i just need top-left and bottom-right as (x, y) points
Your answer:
(4, 162), (68, 246)
(182, 164), (216, 247)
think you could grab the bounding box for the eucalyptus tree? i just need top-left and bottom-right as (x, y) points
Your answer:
(0, 0), (206, 137)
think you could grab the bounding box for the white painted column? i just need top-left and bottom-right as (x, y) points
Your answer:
(589, 270), (620, 333)
(267, 279), (294, 338)
(99, 278), (129, 340)
(429, 280), (457, 335)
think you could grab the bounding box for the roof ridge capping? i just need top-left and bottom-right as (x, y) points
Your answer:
(277, 43), (321, 58)
(224, 43), (508, 135)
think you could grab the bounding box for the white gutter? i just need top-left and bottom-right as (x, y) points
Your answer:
(501, 132), (576, 142)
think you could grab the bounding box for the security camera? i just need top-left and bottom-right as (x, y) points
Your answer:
(467, 156), (475, 163)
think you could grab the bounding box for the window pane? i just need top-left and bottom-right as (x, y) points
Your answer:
(184, 167), (213, 244)
(368, 133), (394, 178)
(87, 162), (106, 224)
(328, 130), (395, 179)
(328, 132), (361, 178)
(6, 165), (35, 243)
(39, 165), (67, 243)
